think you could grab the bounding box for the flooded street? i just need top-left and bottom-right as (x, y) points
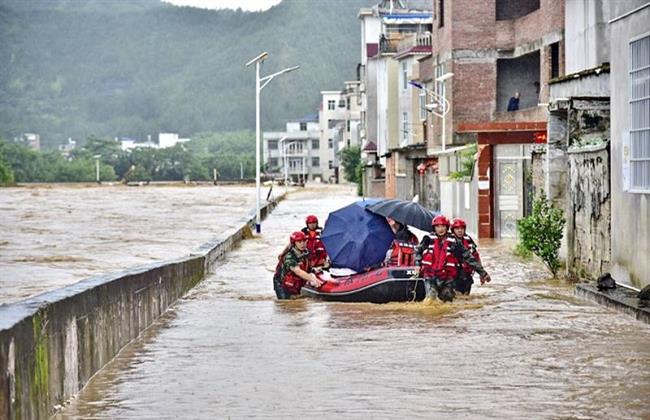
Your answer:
(0, 183), (257, 304)
(56, 186), (650, 419)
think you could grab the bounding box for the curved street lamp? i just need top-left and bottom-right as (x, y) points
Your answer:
(409, 73), (453, 151)
(245, 52), (299, 234)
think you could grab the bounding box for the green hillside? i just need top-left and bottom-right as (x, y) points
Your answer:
(0, 0), (374, 149)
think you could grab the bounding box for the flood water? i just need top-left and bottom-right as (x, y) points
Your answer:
(0, 183), (258, 305)
(54, 186), (650, 419)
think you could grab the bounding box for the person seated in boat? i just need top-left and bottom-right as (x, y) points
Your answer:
(301, 214), (329, 269)
(450, 218), (491, 295)
(384, 218), (419, 267)
(273, 231), (324, 299)
(416, 215), (459, 302)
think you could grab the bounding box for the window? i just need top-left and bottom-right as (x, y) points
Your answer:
(347, 120), (350, 132)
(347, 139), (351, 147)
(300, 122), (307, 131)
(312, 157), (320, 167)
(328, 139), (333, 149)
(269, 158), (278, 168)
(402, 112), (409, 143)
(629, 35), (650, 191)
(328, 160), (333, 169)
(419, 90), (427, 121)
(550, 42), (560, 79)
(402, 62), (408, 90)
(311, 139), (320, 149)
(327, 100), (336, 110)
(346, 98), (350, 110)
(268, 140), (278, 150)
(438, 0), (444, 28)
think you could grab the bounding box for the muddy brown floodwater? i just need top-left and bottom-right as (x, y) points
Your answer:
(51, 186), (650, 419)
(0, 183), (258, 305)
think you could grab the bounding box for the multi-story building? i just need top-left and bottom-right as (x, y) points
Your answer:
(263, 115), (322, 184)
(391, 32), (432, 201)
(319, 88), (361, 184)
(358, 0), (433, 197)
(609, 1), (650, 288)
(428, 0), (564, 238)
(545, 0), (611, 280)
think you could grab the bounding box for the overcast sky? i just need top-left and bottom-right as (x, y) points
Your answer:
(163, 0), (282, 11)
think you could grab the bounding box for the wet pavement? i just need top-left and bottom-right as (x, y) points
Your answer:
(0, 183), (259, 304)
(53, 185), (650, 419)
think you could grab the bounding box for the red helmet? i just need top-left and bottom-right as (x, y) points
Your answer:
(451, 218), (467, 229)
(305, 215), (318, 225)
(432, 215), (450, 228)
(290, 231), (307, 244)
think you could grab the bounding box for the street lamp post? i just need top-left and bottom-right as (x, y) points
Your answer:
(410, 73), (453, 151)
(245, 52), (299, 234)
(93, 154), (101, 184)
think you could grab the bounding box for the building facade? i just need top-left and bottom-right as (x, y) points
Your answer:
(429, 0), (564, 238)
(263, 115), (321, 184)
(609, 1), (650, 288)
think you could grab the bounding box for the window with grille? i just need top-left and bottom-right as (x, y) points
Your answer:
(327, 100), (336, 110)
(629, 34), (650, 192)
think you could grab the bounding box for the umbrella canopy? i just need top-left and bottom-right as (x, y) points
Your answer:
(367, 199), (438, 232)
(321, 199), (394, 272)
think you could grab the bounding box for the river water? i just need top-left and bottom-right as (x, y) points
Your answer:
(55, 186), (650, 419)
(0, 183), (258, 305)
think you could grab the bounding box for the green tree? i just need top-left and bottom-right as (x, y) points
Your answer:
(0, 149), (15, 185)
(339, 145), (361, 183)
(516, 192), (566, 277)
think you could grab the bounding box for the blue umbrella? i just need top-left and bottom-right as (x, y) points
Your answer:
(321, 199), (394, 272)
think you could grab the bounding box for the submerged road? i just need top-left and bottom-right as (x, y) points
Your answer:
(57, 186), (650, 419)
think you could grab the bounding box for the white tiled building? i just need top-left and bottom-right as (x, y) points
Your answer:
(263, 115), (324, 183)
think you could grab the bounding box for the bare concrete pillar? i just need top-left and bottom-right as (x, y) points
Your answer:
(545, 106), (570, 262)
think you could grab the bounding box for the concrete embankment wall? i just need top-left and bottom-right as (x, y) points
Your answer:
(0, 197), (282, 419)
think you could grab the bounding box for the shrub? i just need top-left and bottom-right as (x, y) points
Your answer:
(517, 192), (566, 277)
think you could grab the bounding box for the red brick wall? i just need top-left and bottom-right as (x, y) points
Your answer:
(513, 0), (564, 47)
(452, 62), (496, 126)
(451, 0), (497, 50)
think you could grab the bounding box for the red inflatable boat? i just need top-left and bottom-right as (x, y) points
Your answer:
(301, 266), (426, 303)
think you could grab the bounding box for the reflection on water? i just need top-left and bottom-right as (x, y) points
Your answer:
(55, 186), (650, 419)
(0, 183), (257, 304)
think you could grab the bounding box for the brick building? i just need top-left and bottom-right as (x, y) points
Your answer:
(429, 0), (564, 238)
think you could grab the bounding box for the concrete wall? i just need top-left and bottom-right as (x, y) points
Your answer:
(564, 0), (609, 74)
(609, 4), (650, 288)
(0, 198), (282, 419)
(566, 145), (610, 279)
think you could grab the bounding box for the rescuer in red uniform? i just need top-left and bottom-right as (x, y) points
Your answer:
(450, 218), (491, 294)
(301, 215), (329, 269)
(273, 231), (323, 299)
(417, 215), (459, 302)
